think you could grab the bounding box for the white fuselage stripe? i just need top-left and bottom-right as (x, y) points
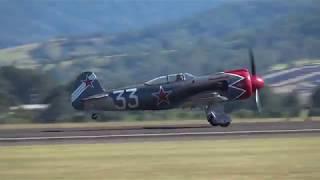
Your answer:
(1, 128), (319, 141)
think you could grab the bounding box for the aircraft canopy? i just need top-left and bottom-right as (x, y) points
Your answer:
(145, 73), (195, 85)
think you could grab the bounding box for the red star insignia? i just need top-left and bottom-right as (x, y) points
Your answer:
(152, 86), (172, 106)
(81, 75), (94, 88)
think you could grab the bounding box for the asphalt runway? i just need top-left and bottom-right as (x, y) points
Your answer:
(1, 121), (320, 146)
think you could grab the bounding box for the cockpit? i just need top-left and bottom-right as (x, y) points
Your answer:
(145, 73), (195, 85)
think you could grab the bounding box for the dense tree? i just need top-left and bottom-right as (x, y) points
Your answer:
(0, 66), (55, 104)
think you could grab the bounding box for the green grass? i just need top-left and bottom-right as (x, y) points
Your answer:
(0, 137), (320, 180)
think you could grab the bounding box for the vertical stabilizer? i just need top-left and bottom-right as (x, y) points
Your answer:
(71, 72), (105, 110)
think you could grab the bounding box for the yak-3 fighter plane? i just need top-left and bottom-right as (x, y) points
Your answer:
(71, 50), (264, 127)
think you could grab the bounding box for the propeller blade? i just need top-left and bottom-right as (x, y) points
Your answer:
(249, 48), (256, 76)
(255, 89), (262, 113)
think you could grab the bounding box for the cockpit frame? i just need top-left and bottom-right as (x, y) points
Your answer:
(145, 73), (195, 85)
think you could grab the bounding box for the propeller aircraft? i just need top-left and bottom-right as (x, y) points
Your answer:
(71, 50), (264, 127)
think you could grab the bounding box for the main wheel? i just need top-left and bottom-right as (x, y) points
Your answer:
(209, 122), (219, 126)
(220, 122), (230, 127)
(91, 113), (98, 120)
(207, 113), (219, 126)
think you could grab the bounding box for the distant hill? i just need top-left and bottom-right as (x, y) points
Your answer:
(0, 0), (319, 89)
(0, 0), (222, 48)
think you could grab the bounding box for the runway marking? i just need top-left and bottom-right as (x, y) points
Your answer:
(1, 128), (320, 141)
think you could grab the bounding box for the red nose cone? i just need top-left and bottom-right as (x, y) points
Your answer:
(252, 75), (264, 91)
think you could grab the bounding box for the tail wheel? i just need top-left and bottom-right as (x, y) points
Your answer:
(91, 113), (99, 120)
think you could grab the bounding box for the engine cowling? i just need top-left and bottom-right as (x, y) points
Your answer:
(224, 69), (264, 101)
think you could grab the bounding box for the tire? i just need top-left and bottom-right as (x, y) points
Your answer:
(220, 122), (230, 127)
(207, 113), (219, 126)
(210, 123), (219, 126)
(91, 113), (98, 120)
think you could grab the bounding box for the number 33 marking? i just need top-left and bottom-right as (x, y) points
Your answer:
(113, 88), (139, 109)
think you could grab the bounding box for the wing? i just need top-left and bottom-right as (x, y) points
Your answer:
(181, 91), (228, 108)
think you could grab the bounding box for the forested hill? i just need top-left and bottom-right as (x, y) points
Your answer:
(0, 0), (222, 48)
(0, 0), (319, 88)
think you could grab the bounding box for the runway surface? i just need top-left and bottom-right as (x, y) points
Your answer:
(1, 121), (320, 145)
